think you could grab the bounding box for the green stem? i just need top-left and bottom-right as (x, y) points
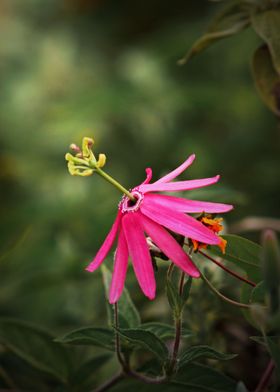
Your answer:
(127, 370), (166, 384)
(95, 167), (135, 202)
(201, 272), (252, 309)
(198, 250), (256, 287)
(167, 263), (175, 278)
(168, 271), (185, 375)
(178, 271), (185, 296)
(93, 372), (124, 392)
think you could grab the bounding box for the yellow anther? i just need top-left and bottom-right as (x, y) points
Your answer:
(97, 153), (106, 168)
(65, 136), (106, 177)
(80, 168), (94, 176)
(82, 137), (94, 158)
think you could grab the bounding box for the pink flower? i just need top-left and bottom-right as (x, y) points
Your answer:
(86, 154), (233, 303)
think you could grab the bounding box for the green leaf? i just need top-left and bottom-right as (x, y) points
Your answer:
(179, 345), (237, 367)
(252, 44), (280, 116)
(250, 335), (267, 346)
(241, 284), (268, 330)
(209, 234), (262, 281)
(55, 327), (115, 351)
(262, 230), (280, 314)
(179, 1), (249, 64)
(266, 335), (280, 378)
(70, 354), (112, 389)
(173, 362), (237, 392)
(101, 265), (141, 328)
(251, 281), (266, 304)
(166, 278), (182, 316)
(251, 335), (280, 378)
(116, 328), (169, 361)
(0, 318), (70, 383)
(140, 322), (192, 340)
(181, 277), (192, 304)
(251, 9), (280, 74)
(109, 363), (237, 391)
(235, 381), (248, 392)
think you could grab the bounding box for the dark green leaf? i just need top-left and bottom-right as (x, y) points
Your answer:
(173, 362), (237, 392)
(166, 278), (182, 316)
(181, 276), (192, 304)
(109, 363), (237, 392)
(235, 381), (248, 392)
(0, 318), (70, 383)
(101, 265), (141, 328)
(262, 230), (280, 314)
(241, 284), (256, 327)
(251, 9), (280, 74)
(116, 328), (169, 361)
(55, 327), (115, 351)
(251, 335), (280, 378)
(250, 335), (266, 346)
(70, 354), (112, 389)
(210, 234), (262, 281)
(179, 345), (236, 367)
(251, 281), (266, 304)
(109, 379), (181, 392)
(252, 44), (280, 116)
(140, 322), (192, 340)
(179, 1), (249, 64)
(266, 335), (280, 378)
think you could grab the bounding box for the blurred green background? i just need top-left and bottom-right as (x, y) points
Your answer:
(0, 0), (279, 389)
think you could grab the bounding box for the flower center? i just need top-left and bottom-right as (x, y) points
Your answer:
(119, 190), (144, 213)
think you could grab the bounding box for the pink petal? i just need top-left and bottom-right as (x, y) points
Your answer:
(140, 214), (200, 278)
(144, 194), (233, 213)
(139, 175), (220, 193)
(85, 211), (122, 273)
(141, 168), (153, 185)
(141, 198), (220, 245)
(109, 227), (129, 304)
(154, 154), (195, 184)
(122, 212), (156, 300)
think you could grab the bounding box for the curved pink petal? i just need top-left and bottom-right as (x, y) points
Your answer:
(122, 212), (156, 300)
(140, 214), (200, 278)
(141, 168), (153, 185)
(140, 198), (220, 245)
(154, 154), (195, 184)
(139, 175), (220, 194)
(109, 228), (129, 304)
(144, 194), (233, 213)
(86, 211), (122, 273)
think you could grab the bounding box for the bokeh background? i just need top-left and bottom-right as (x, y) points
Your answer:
(0, 0), (279, 390)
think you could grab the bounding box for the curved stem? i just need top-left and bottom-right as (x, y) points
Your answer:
(201, 271), (252, 309)
(127, 370), (166, 384)
(198, 250), (256, 287)
(254, 359), (275, 392)
(93, 372), (124, 392)
(96, 168), (135, 202)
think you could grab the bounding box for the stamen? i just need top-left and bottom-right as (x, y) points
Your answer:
(120, 190), (144, 213)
